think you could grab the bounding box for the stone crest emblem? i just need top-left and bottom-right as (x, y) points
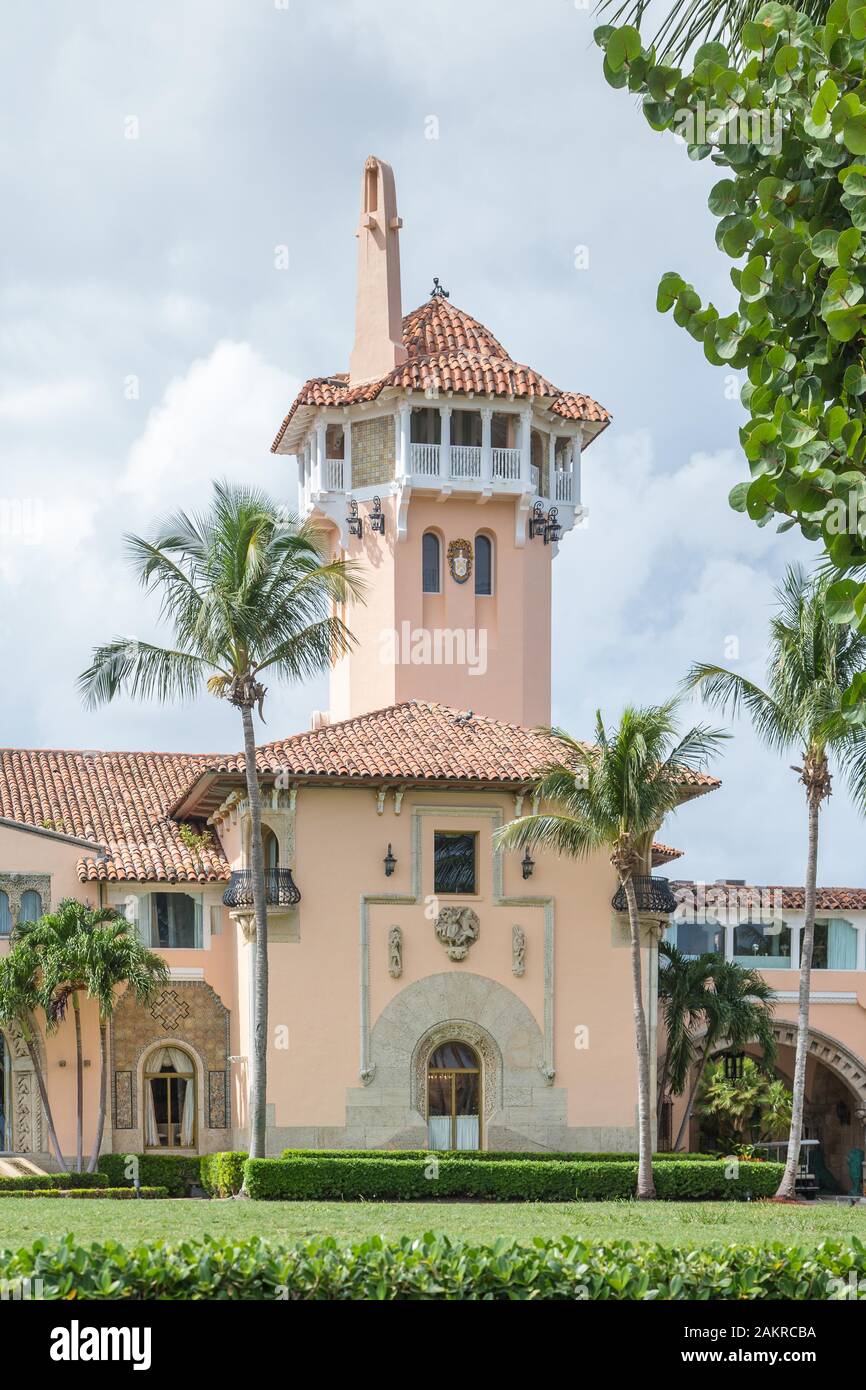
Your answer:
(435, 905), (480, 961)
(447, 538), (472, 584)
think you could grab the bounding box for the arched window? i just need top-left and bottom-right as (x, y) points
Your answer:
(475, 535), (493, 596)
(262, 826), (279, 872)
(18, 890), (42, 924)
(422, 532), (441, 594)
(0, 893), (10, 938)
(427, 1040), (480, 1151)
(144, 1046), (196, 1150)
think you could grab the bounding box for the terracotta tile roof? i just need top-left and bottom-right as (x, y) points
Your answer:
(271, 299), (611, 453)
(0, 749), (229, 885)
(671, 881), (866, 911)
(651, 842), (684, 867)
(192, 700), (720, 793)
(0, 707), (715, 885)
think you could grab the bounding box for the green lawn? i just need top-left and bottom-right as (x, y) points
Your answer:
(0, 1198), (862, 1250)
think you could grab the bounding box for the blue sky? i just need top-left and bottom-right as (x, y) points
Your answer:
(0, 0), (858, 883)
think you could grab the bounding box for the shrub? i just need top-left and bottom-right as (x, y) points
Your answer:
(98, 1154), (201, 1197)
(0, 1232), (860, 1298)
(200, 1152), (247, 1197)
(278, 1148), (717, 1163)
(249, 1156), (782, 1202)
(0, 1172), (109, 1191)
(1, 1187), (167, 1200)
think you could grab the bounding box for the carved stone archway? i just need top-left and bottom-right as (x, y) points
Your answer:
(410, 1019), (503, 1122)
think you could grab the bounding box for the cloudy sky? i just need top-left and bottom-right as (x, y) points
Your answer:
(0, 0), (858, 883)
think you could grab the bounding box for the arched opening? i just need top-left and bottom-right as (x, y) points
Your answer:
(144, 1046), (196, 1150)
(262, 826), (279, 872)
(422, 531), (441, 594)
(0, 892), (10, 938)
(475, 534), (493, 596)
(18, 890), (43, 925)
(427, 1040), (481, 1150)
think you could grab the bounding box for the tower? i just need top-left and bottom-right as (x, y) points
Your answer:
(271, 156), (610, 728)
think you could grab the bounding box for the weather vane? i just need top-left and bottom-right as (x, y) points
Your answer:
(430, 277), (450, 299)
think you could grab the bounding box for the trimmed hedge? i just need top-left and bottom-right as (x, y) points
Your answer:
(0, 1232), (861, 1298)
(279, 1148), (718, 1163)
(0, 1172), (109, 1192)
(200, 1152), (247, 1197)
(98, 1154), (202, 1197)
(2, 1187), (167, 1200)
(249, 1156), (783, 1202)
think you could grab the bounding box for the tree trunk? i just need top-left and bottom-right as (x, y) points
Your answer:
(87, 1018), (108, 1174)
(241, 702), (270, 1161)
(21, 1021), (66, 1171)
(776, 791), (821, 1199)
(72, 990), (83, 1172)
(623, 876), (655, 1199)
(673, 1034), (713, 1151)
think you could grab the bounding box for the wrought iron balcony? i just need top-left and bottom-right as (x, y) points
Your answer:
(611, 875), (677, 915)
(223, 868), (301, 909)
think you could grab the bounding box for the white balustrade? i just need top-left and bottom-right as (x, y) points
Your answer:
(555, 471), (574, 502)
(492, 447), (521, 481)
(326, 458), (345, 491)
(410, 442), (441, 477)
(530, 464), (540, 493)
(450, 445), (482, 478)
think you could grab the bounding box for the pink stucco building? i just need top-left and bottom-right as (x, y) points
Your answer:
(0, 158), (863, 1180)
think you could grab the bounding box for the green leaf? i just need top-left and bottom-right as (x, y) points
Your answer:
(844, 115), (866, 156)
(826, 579), (862, 623)
(708, 178), (738, 215)
(607, 25), (641, 73)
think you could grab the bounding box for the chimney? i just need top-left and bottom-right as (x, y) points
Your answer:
(348, 156), (408, 386)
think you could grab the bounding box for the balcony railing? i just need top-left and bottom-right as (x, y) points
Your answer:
(410, 442), (441, 476)
(326, 458), (344, 491)
(554, 471), (574, 502)
(450, 445), (482, 478)
(530, 464), (540, 492)
(492, 447), (521, 480)
(611, 876), (677, 914)
(223, 868), (301, 909)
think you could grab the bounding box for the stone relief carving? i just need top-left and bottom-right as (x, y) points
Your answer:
(434, 906), (480, 961)
(0, 873), (50, 922)
(512, 925), (526, 977)
(388, 925), (403, 978)
(411, 1019), (502, 1121)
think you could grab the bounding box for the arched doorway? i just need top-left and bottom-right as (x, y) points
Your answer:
(426, 1040), (481, 1150)
(143, 1046), (196, 1150)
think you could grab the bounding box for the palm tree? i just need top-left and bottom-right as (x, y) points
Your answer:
(494, 700), (726, 1199)
(672, 957), (776, 1150)
(594, 0), (830, 63)
(0, 945), (66, 1169)
(657, 942), (716, 1117)
(78, 481), (363, 1159)
(697, 1056), (792, 1148)
(16, 898), (120, 1172)
(685, 564), (866, 1195)
(77, 917), (168, 1172)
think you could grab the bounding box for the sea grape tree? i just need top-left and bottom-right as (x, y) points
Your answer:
(596, 3), (866, 711)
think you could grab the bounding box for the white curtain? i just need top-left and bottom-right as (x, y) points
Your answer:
(144, 1080), (159, 1147)
(427, 1116), (451, 1150)
(179, 1078), (195, 1146)
(455, 1115), (479, 1151)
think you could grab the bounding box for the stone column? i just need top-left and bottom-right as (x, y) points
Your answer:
(481, 407), (493, 486)
(519, 408), (532, 489)
(439, 404), (452, 484)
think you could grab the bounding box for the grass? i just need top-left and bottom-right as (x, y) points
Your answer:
(0, 1197), (862, 1250)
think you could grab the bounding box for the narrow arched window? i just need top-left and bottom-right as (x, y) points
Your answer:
(18, 890), (42, 924)
(0, 893), (10, 938)
(427, 1041), (481, 1151)
(422, 532), (441, 594)
(475, 535), (492, 595)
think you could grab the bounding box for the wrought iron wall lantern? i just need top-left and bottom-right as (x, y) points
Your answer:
(722, 1050), (746, 1082)
(528, 500), (547, 540)
(544, 507), (562, 545)
(384, 843), (396, 877)
(521, 849), (535, 880)
(347, 498), (363, 538)
(370, 496), (385, 534)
